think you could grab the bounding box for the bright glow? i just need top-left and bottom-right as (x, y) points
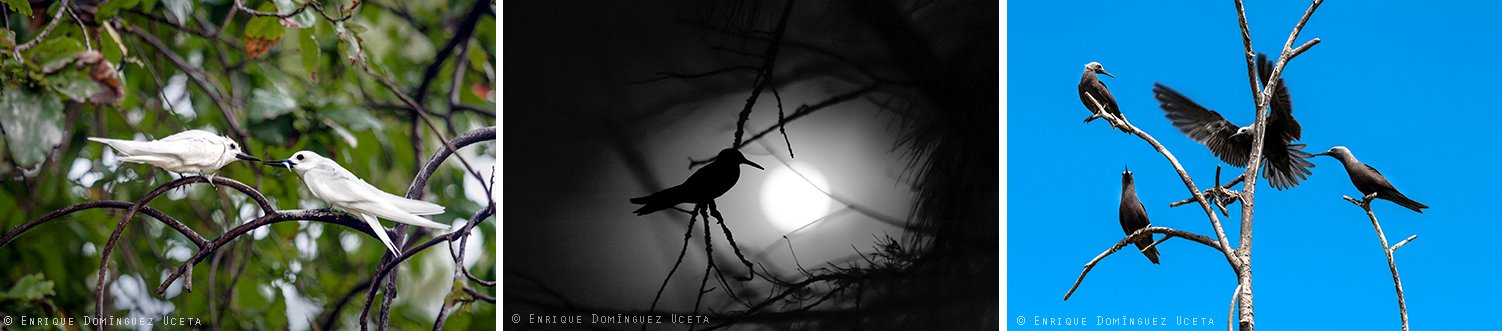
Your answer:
(761, 162), (833, 233)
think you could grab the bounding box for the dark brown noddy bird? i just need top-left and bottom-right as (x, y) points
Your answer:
(1312, 146), (1429, 213)
(1119, 167), (1161, 264)
(1078, 62), (1119, 124)
(1153, 53), (1314, 190)
(630, 148), (765, 215)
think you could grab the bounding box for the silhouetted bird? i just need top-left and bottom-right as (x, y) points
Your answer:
(1078, 62), (1119, 124)
(1312, 146), (1429, 214)
(1119, 167), (1161, 264)
(631, 148), (765, 216)
(1154, 54), (1314, 190)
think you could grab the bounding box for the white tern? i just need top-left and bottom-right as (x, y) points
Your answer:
(88, 130), (260, 180)
(265, 151), (448, 254)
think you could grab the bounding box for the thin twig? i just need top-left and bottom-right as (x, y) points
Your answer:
(1063, 226), (1227, 301)
(1083, 94), (1239, 267)
(13, 0), (73, 53)
(1344, 195), (1412, 331)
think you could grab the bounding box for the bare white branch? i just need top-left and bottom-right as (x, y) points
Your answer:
(1344, 195), (1413, 331)
(1063, 226), (1227, 301)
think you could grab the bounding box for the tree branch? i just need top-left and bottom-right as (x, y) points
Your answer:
(1231, 2), (1323, 329)
(1, 201), (206, 249)
(155, 208), (375, 295)
(1083, 93), (1239, 266)
(1063, 226), (1227, 301)
(1344, 194), (1412, 331)
(12, 0), (72, 54)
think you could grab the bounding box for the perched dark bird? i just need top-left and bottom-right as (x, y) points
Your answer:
(1313, 146), (1429, 213)
(630, 148), (765, 215)
(1078, 62), (1119, 124)
(1153, 53), (1314, 190)
(1119, 167), (1161, 264)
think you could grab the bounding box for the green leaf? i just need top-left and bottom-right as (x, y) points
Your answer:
(245, 16), (287, 40)
(0, 87), (64, 169)
(0, 28), (15, 51)
(321, 107), (383, 132)
(2, 273), (56, 301)
(299, 28), (320, 80)
(48, 62), (102, 102)
(249, 88), (298, 120)
(26, 37), (84, 72)
(2, 0), (32, 17)
(94, 0), (140, 21)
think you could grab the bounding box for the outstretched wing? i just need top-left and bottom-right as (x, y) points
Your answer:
(1257, 53), (1301, 142)
(1154, 83), (1252, 167)
(1261, 143), (1316, 190)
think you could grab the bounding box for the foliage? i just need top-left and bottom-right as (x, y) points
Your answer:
(0, 0), (495, 329)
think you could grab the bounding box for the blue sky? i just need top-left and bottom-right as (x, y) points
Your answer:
(1008, 1), (1502, 329)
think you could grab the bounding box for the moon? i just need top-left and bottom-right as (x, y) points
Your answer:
(760, 161), (833, 233)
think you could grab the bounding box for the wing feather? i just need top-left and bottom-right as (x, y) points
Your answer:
(1154, 83), (1252, 167)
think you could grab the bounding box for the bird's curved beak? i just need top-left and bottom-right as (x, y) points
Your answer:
(1099, 69), (1116, 79)
(236, 153), (262, 162)
(743, 159), (764, 170)
(263, 159), (294, 170)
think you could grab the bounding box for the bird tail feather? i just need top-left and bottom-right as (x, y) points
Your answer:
(354, 201), (450, 229)
(359, 213), (400, 254)
(1386, 192), (1429, 214)
(1134, 238), (1161, 265)
(381, 194), (445, 215)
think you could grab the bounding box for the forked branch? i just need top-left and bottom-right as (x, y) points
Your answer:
(1343, 194), (1414, 331)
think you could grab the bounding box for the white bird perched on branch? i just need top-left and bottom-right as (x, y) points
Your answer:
(264, 151), (448, 254)
(88, 130), (261, 181)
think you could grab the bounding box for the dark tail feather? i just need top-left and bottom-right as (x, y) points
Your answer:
(629, 196), (649, 204)
(1134, 239), (1161, 264)
(1383, 191), (1429, 214)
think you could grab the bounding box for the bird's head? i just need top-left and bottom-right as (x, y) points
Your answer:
(1084, 61), (1115, 78)
(1312, 146), (1351, 159)
(717, 148), (764, 170)
(1121, 165), (1134, 185)
(263, 150), (329, 174)
(220, 136), (260, 163)
(1229, 125), (1255, 139)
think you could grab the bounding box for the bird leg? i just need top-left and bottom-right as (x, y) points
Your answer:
(201, 172), (218, 189)
(708, 202), (755, 281)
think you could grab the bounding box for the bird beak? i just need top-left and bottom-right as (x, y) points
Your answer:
(263, 159), (294, 170)
(743, 159), (764, 170)
(1099, 69), (1116, 78)
(236, 153), (262, 162)
(1311, 152), (1329, 157)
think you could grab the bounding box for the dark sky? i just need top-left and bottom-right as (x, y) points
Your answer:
(503, 0), (931, 320)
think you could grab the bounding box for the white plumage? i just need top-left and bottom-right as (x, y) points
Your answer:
(269, 151), (447, 254)
(88, 130), (258, 175)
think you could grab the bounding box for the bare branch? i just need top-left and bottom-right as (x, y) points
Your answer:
(1063, 226), (1227, 301)
(1, 201), (206, 249)
(1391, 235), (1417, 252)
(1083, 93), (1239, 266)
(731, 0), (797, 148)
(1343, 195), (1413, 331)
(1230, 2), (1324, 329)
(13, 0), (72, 54)
(1228, 284), (1240, 331)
